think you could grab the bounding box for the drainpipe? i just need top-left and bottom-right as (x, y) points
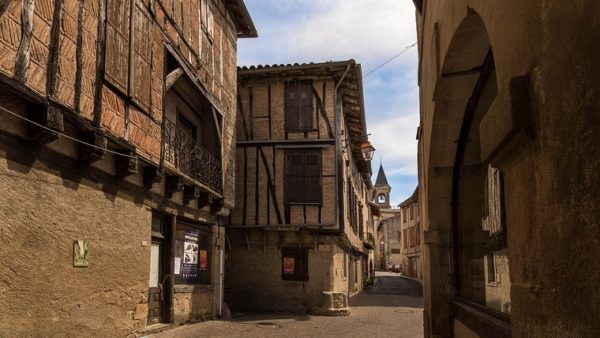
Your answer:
(334, 64), (352, 234)
(216, 217), (224, 317)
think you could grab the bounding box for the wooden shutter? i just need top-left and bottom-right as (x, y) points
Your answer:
(285, 81), (298, 130)
(131, 3), (151, 110)
(304, 150), (322, 204)
(105, 0), (131, 93)
(298, 81), (313, 130)
(285, 150), (304, 203)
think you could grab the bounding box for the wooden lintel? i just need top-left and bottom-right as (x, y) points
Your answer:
(115, 150), (138, 178)
(143, 165), (163, 188)
(28, 105), (64, 144)
(78, 130), (107, 162)
(164, 67), (184, 91)
(183, 185), (200, 205)
(165, 175), (183, 198)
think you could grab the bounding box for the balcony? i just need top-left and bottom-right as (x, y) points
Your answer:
(163, 118), (222, 194)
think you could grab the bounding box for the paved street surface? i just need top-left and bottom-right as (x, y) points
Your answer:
(150, 272), (423, 338)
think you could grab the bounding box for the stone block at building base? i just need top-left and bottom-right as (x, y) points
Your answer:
(310, 291), (350, 316)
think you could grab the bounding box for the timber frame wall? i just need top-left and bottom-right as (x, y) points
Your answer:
(0, 0), (255, 212)
(229, 61), (373, 250)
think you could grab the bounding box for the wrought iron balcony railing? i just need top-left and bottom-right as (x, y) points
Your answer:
(163, 118), (222, 194)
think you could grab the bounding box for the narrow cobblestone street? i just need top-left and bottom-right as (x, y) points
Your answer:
(149, 272), (423, 338)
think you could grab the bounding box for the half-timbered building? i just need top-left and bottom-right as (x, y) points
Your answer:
(224, 60), (375, 315)
(0, 0), (255, 335)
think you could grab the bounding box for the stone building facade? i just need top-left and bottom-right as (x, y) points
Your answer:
(413, 0), (600, 337)
(399, 187), (420, 280)
(0, 0), (255, 336)
(224, 60), (375, 315)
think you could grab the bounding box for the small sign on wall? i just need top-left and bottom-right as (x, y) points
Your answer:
(73, 240), (90, 267)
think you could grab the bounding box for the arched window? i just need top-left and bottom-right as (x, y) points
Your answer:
(378, 194), (386, 203)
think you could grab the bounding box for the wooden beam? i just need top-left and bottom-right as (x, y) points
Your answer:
(45, 0), (62, 98)
(115, 149), (138, 177)
(73, 0), (84, 112)
(164, 67), (184, 91)
(92, 0), (107, 127)
(183, 185), (200, 205)
(28, 105), (64, 144)
(312, 85), (334, 138)
(165, 175), (183, 198)
(143, 165), (163, 188)
(197, 191), (210, 208)
(14, 0), (35, 83)
(79, 130), (107, 162)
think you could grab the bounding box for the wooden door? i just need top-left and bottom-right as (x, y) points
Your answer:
(147, 239), (164, 324)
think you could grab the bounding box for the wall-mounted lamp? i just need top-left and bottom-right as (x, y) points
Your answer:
(342, 133), (375, 161)
(360, 142), (376, 161)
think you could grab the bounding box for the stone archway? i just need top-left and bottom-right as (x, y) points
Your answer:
(423, 9), (507, 337)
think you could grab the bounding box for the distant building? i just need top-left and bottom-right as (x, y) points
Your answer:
(399, 187), (421, 280)
(372, 164), (402, 270)
(225, 60), (375, 315)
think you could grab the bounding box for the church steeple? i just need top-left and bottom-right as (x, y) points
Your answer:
(373, 164), (391, 208)
(374, 164), (390, 188)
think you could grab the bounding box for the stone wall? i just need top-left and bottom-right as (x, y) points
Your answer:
(224, 230), (334, 314)
(416, 0), (600, 336)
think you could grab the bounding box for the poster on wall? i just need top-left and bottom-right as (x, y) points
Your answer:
(283, 257), (295, 274)
(181, 230), (199, 281)
(199, 250), (208, 270)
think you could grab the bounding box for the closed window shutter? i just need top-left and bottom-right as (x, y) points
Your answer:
(286, 151), (304, 203)
(298, 81), (313, 130)
(285, 82), (298, 130)
(105, 0), (131, 93)
(286, 150), (322, 204)
(304, 151), (321, 203)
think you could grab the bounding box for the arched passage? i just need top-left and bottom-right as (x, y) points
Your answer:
(425, 9), (511, 337)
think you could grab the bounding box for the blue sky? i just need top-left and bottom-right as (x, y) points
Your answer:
(237, 0), (419, 206)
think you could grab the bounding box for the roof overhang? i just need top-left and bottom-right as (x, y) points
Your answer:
(226, 0), (257, 38)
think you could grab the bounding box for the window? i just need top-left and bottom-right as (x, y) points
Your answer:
(174, 222), (211, 285)
(403, 209), (408, 223)
(285, 80), (313, 131)
(378, 194), (385, 203)
(410, 205), (414, 220)
(285, 150), (322, 204)
(282, 248), (308, 281)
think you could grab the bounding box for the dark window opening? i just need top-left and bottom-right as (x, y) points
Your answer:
(285, 150), (322, 204)
(282, 248), (308, 281)
(285, 80), (313, 131)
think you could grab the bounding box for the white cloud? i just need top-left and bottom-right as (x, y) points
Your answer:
(239, 0), (418, 68)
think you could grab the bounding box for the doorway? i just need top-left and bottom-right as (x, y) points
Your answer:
(148, 214), (172, 324)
